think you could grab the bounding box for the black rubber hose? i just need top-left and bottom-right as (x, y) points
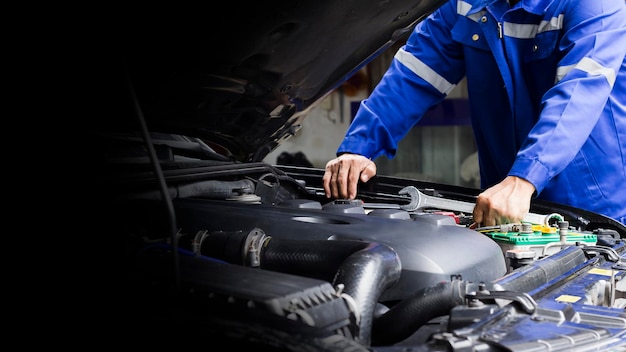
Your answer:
(260, 239), (375, 282)
(192, 231), (402, 346)
(370, 279), (466, 346)
(492, 245), (587, 293)
(369, 246), (588, 346)
(261, 238), (401, 346)
(332, 242), (402, 345)
(189, 230), (373, 278)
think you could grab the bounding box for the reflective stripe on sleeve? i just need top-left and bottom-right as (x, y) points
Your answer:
(394, 48), (457, 95)
(555, 57), (616, 87)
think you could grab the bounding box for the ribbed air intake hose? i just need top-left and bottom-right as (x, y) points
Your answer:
(491, 245), (587, 293)
(260, 238), (381, 282)
(371, 279), (466, 346)
(370, 246), (588, 346)
(261, 238), (401, 346)
(189, 228), (401, 347)
(330, 241), (402, 345)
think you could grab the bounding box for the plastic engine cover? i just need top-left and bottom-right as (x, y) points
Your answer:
(171, 197), (508, 302)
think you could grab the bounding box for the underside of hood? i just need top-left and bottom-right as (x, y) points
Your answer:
(100, 1), (445, 162)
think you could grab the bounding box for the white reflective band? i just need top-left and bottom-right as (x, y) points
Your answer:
(457, 0), (472, 16)
(457, 1), (484, 22)
(555, 57), (616, 87)
(504, 23), (537, 39)
(468, 11), (485, 22)
(395, 48), (456, 95)
(538, 14), (564, 34)
(504, 15), (563, 39)
(556, 63), (575, 82)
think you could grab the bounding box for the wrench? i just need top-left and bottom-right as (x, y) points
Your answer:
(398, 186), (557, 225)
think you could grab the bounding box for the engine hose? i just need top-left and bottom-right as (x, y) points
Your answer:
(492, 245), (587, 293)
(261, 238), (401, 346)
(370, 279), (466, 346)
(369, 246), (588, 346)
(330, 242), (402, 346)
(184, 229), (369, 275)
(189, 228), (401, 346)
(260, 238), (377, 281)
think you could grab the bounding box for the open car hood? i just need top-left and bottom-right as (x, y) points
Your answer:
(111, 1), (445, 162)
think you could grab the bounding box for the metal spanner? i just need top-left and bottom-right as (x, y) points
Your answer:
(398, 186), (556, 225)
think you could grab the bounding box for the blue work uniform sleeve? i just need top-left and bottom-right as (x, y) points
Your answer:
(337, 0), (466, 160)
(510, 0), (626, 196)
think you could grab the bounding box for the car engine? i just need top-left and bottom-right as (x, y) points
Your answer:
(86, 132), (626, 351)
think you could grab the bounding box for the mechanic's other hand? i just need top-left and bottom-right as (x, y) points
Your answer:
(323, 153), (377, 199)
(473, 176), (535, 226)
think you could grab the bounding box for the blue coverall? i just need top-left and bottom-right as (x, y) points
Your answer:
(337, 0), (626, 224)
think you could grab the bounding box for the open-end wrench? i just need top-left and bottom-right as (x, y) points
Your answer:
(398, 186), (558, 225)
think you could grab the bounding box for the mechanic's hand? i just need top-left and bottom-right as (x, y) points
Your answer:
(473, 176), (535, 226)
(323, 153), (377, 199)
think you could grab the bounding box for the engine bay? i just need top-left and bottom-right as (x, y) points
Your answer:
(90, 134), (626, 351)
